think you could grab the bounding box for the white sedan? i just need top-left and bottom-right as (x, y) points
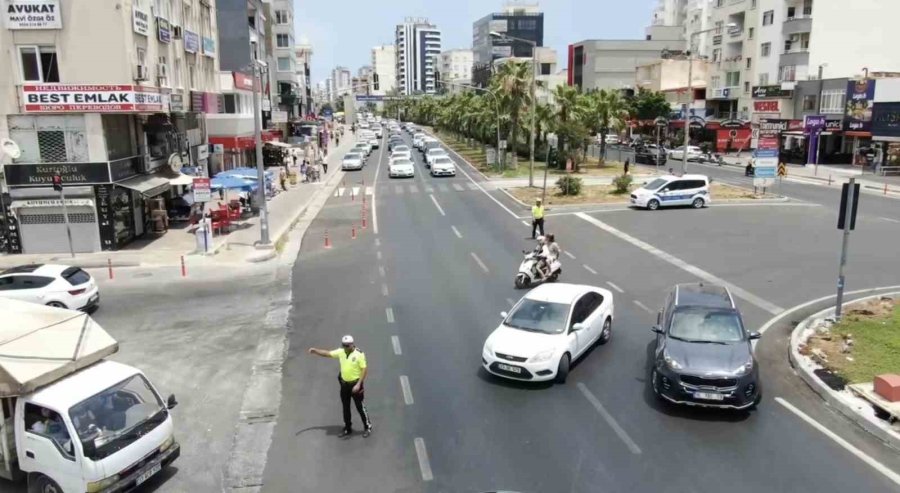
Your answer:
(389, 158), (415, 178)
(425, 148), (448, 168)
(430, 156), (456, 177)
(342, 152), (365, 170)
(390, 147), (412, 161)
(668, 145), (703, 162)
(482, 283), (613, 383)
(0, 264), (100, 311)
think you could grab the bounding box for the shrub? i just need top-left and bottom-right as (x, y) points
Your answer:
(556, 176), (583, 196)
(612, 173), (633, 194)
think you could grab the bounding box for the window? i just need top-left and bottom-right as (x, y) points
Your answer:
(748, 27), (754, 39)
(779, 64), (796, 82)
(803, 0), (813, 15)
(223, 94), (238, 113)
(715, 0), (724, 6)
(24, 404), (73, 459)
(189, 63), (196, 88)
(802, 95), (817, 111)
(714, 20), (723, 34)
(821, 89), (845, 113)
(174, 58), (183, 87)
(155, 0), (169, 20)
(157, 55), (169, 86)
(758, 72), (769, 85)
(201, 5), (211, 37)
(746, 57), (752, 69)
(712, 48), (721, 62)
(275, 9), (289, 24)
(751, 0), (757, 7)
(761, 42), (771, 57)
(540, 63), (551, 75)
(277, 33), (290, 48)
(136, 47), (146, 66)
(711, 75), (721, 89)
(744, 81), (750, 93)
(726, 71), (740, 87)
(169, 0), (180, 26)
(786, 6), (796, 19)
(18, 46), (59, 82)
(517, 19), (537, 30)
(277, 57), (291, 72)
(762, 10), (774, 25)
(8, 115), (88, 163)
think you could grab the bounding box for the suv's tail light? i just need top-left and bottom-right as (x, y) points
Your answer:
(68, 288), (86, 295)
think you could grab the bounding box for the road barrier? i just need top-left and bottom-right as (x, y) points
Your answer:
(324, 230), (332, 248)
(351, 226), (357, 240)
(108, 258), (114, 280)
(180, 256), (186, 277)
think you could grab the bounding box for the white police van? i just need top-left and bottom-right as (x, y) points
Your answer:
(630, 174), (711, 210)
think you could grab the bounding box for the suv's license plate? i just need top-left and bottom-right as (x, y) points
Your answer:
(694, 392), (724, 401)
(136, 464), (162, 486)
(497, 363), (522, 374)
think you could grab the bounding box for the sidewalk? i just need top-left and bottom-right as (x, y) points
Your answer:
(486, 174), (656, 189)
(0, 129), (354, 268)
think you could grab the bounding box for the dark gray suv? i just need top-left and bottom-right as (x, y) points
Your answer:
(650, 283), (761, 410)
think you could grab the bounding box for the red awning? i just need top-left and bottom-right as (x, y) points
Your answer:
(844, 131), (872, 137)
(209, 130), (279, 150)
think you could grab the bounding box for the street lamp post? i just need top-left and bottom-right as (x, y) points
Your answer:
(490, 31), (537, 187)
(249, 57), (271, 247)
(682, 24), (735, 174)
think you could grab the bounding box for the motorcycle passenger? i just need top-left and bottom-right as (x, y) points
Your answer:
(534, 236), (551, 279)
(546, 234), (560, 265)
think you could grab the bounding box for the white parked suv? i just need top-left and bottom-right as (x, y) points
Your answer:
(0, 264), (100, 311)
(630, 174), (711, 210)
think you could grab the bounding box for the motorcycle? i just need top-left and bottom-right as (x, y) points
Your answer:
(515, 249), (562, 289)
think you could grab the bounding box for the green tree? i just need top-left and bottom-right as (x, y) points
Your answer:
(628, 88), (671, 121)
(493, 61), (532, 168)
(551, 85), (589, 164)
(586, 89), (629, 158)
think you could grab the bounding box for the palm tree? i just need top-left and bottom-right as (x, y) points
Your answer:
(586, 89), (629, 159)
(534, 102), (553, 149)
(550, 85), (587, 163)
(493, 61), (532, 169)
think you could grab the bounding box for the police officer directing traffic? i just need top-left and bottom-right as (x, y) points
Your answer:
(308, 335), (373, 437)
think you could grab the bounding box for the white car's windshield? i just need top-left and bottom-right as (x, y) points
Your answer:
(669, 309), (745, 343)
(433, 158), (453, 166)
(643, 178), (668, 190)
(344, 154), (362, 161)
(391, 160), (413, 166)
(505, 299), (570, 334)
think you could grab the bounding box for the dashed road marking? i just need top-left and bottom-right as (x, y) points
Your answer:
(424, 185), (434, 193)
(880, 217), (900, 223)
(452, 183), (465, 191)
(386, 307), (395, 324)
(451, 225), (462, 238)
(375, 238), (381, 247)
(395, 185), (404, 194)
(564, 251), (576, 260)
(400, 375), (414, 405)
(466, 182), (479, 190)
(606, 281), (624, 293)
(633, 300), (653, 313)
(577, 383), (642, 455)
(470, 252), (489, 273)
(438, 183), (449, 192)
(409, 184), (419, 194)
(583, 264), (598, 275)
(391, 335), (402, 355)
(376, 251), (382, 260)
(335, 187), (346, 197)
(351, 186), (360, 197)
(365, 186), (373, 196)
(430, 194), (446, 216)
(414, 438), (434, 481)
(378, 266), (386, 277)
(381, 283), (389, 297)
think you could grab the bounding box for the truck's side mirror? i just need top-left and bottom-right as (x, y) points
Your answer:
(167, 394), (178, 410)
(81, 439), (96, 458)
(657, 311), (662, 325)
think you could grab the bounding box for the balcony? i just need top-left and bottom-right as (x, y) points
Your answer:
(780, 50), (809, 66)
(782, 16), (812, 35)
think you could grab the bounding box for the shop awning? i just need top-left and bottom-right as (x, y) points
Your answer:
(265, 141), (291, 148)
(116, 173), (171, 197)
(167, 173), (196, 186)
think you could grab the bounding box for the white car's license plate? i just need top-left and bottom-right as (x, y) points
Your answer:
(496, 363), (522, 374)
(694, 392), (724, 401)
(136, 464), (162, 486)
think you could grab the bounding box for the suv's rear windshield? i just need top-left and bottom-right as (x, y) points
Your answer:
(62, 267), (91, 286)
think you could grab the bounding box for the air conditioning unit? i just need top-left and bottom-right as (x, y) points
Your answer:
(135, 64), (149, 81)
(158, 63), (168, 78)
(172, 25), (183, 39)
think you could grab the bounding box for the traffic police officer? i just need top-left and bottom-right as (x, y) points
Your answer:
(531, 198), (545, 239)
(309, 335), (373, 437)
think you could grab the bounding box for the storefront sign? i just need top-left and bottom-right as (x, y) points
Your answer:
(758, 119), (789, 136)
(3, 0), (61, 30)
(13, 198), (94, 208)
(21, 84), (165, 113)
(192, 177), (211, 202)
(1, 193), (22, 254)
(719, 119), (745, 129)
(94, 184), (116, 251)
(202, 36), (215, 57)
(157, 17), (170, 43)
(4, 162), (112, 186)
(872, 102), (900, 139)
(844, 79), (876, 132)
(169, 93), (185, 112)
(752, 85), (792, 99)
(195, 144), (209, 161)
(132, 5), (149, 36)
(190, 91), (219, 113)
(184, 29), (199, 53)
(825, 119), (843, 132)
(233, 72), (254, 91)
(804, 115), (826, 132)
(754, 119), (782, 177)
(109, 157), (140, 182)
(753, 100), (780, 113)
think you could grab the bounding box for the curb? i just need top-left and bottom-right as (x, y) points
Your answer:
(428, 132), (492, 181)
(788, 292), (900, 451)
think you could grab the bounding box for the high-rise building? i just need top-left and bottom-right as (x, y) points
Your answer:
(371, 45), (397, 95)
(439, 49), (474, 90)
(331, 66), (352, 97)
(472, 2), (544, 87)
(271, 0), (298, 117)
(295, 41), (313, 116)
(395, 18), (442, 95)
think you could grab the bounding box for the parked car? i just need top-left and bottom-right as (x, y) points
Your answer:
(650, 282), (761, 410)
(634, 145), (668, 166)
(668, 145), (704, 162)
(630, 174), (710, 210)
(0, 264), (99, 311)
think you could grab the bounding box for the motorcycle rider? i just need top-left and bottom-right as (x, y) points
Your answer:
(534, 236), (552, 279)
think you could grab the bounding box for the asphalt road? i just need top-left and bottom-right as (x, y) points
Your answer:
(262, 130), (900, 493)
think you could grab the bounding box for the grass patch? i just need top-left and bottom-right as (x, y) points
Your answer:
(807, 298), (900, 384)
(504, 181), (776, 206)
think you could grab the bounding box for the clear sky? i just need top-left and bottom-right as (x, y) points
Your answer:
(295, 0), (658, 85)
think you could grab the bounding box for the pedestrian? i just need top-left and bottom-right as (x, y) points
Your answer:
(319, 149), (328, 175)
(292, 154), (298, 168)
(531, 198), (545, 240)
(308, 335), (373, 438)
(623, 158), (630, 175)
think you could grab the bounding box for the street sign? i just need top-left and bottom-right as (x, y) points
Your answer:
(193, 177), (211, 202)
(837, 182), (860, 230)
(777, 163), (787, 177)
(753, 177), (775, 187)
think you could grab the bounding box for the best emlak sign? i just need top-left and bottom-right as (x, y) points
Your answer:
(20, 84), (166, 113)
(3, 0), (61, 29)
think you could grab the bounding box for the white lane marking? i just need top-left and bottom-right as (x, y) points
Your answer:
(452, 183), (465, 191)
(466, 182), (479, 191)
(583, 264), (598, 275)
(606, 281), (624, 293)
(335, 187), (345, 197)
(376, 251), (382, 260)
(391, 335), (402, 355)
(633, 300), (653, 313)
(577, 383), (642, 455)
(395, 185), (404, 194)
(711, 202), (819, 208)
(430, 194), (446, 216)
(521, 220), (530, 226)
(880, 217), (900, 223)
(576, 212), (784, 315)
(400, 375), (415, 405)
(378, 266), (386, 277)
(414, 438), (434, 481)
(386, 307), (395, 324)
(425, 185), (434, 193)
(506, 298), (516, 307)
(776, 397), (900, 487)
(375, 238), (381, 247)
(451, 225), (462, 238)
(448, 149), (522, 219)
(366, 186), (373, 196)
(756, 285), (900, 336)
(564, 251), (576, 260)
(438, 183), (450, 192)
(409, 184), (420, 194)
(351, 186), (360, 198)
(470, 252), (489, 273)
(372, 144), (383, 235)
(381, 283), (389, 297)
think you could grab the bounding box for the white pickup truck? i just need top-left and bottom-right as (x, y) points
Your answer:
(0, 299), (180, 493)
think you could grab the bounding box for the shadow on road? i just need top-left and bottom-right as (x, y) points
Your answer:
(294, 424), (346, 437)
(476, 367), (554, 391)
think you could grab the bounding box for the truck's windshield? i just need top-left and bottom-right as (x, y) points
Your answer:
(68, 374), (166, 460)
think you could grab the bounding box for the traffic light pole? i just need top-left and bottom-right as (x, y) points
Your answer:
(58, 188), (75, 258)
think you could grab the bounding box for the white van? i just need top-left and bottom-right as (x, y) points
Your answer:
(0, 299), (179, 493)
(630, 174), (711, 210)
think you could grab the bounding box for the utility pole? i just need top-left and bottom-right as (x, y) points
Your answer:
(52, 175), (75, 258)
(835, 178), (859, 319)
(250, 56), (271, 246)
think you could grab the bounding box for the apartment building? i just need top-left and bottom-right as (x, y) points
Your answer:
(439, 49), (474, 90)
(271, 0), (298, 118)
(395, 18), (441, 95)
(371, 45), (397, 96)
(295, 42), (313, 115)
(331, 66), (351, 97)
(472, 3), (544, 88)
(703, 0), (759, 121)
(0, 0), (220, 254)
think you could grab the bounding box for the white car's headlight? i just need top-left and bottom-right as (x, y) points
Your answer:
(663, 350), (683, 370)
(483, 344), (494, 357)
(529, 349), (556, 363)
(730, 360), (754, 376)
